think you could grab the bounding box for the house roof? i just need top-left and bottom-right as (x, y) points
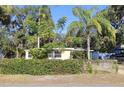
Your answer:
(24, 48), (94, 52)
(52, 48), (94, 51)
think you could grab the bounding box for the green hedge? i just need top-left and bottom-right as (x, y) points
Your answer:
(30, 48), (48, 59)
(71, 51), (87, 59)
(0, 59), (118, 75)
(0, 59), (83, 75)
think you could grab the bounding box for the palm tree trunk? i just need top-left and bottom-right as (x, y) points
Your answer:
(37, 7), (41, 48)
(87, 34), (90, 60)
(37, 36), (40, 48)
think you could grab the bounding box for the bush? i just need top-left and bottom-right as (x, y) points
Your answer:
(30, 42), (65, 59)
(71, 51), (87, 59)
(87, 63), (93, 74)
(0, 59), (118, 75)
(30, 48), (47, 59)
(43, 42), (65, 50)
(0, 59), (83, 75)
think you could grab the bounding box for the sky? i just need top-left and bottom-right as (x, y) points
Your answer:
(50, 5), (108, 34)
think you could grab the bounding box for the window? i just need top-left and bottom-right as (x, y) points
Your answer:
(55, 50), (61, 58)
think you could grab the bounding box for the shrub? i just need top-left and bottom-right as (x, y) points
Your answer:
(87, 63), (93, 74)
(0, 59), (118, 75)
(30, 42), (65, 59)
(71, 51), (87, 59)
(0, 59), (83, 75)
(43, 42), (65, 50)
(30, 48), (47, 59)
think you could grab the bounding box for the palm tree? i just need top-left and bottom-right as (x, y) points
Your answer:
(67, 7), (116, 60)
(56, 16), (67, 33)
(54, 16), (67, 42)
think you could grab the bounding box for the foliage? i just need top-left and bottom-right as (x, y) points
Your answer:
(64, 36), (73, 47)
(107, 6), (124, 46)
(108, 6), (124, 23)
(24, 14), (38, 35)
(26, 35), (37, 48)
(0, 5), (122, 59)
(0, 5), (57, 58)
(30, 42), (66, 59)
(67, 7), (116, 55)
(0, 26), (16, 58)
(54, 16), (67, 42)
(0, 59), (83, 75)
(0, 5), (13, 25)
(71, 51), (87, 59)
(87, 63), (93, 74)
(30, 48), (47, 59)
(0, 59), (118, 75)
(72, 37), (84, 48)
(116, 25), (124, 45)
(37, 6), (55, 44)
(43, 42), (65, 49)
(56, 16), (67, 33)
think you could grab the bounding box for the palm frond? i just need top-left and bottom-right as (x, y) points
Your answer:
(91, 18), (102, 35)
(72, 7), (92, 24)
(67, 21), (84, 36)
(97, 17), (116, 44)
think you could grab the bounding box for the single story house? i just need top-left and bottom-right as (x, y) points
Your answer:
(24, 48), (94, 60)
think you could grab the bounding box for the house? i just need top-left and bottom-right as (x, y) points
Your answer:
(48, 48), (74, 60)
(48, 48), (94, 60)
(24, 48), (94, 60)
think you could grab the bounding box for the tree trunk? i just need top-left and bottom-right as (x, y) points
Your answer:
(37, 7), (41, 48)
(37, 36), (40, 48)
(87, 34), (91, 60)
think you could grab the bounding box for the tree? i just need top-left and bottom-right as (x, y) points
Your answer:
(11, 29), (27, 58)
(23, 6), (55, 48)
(0, 26), (9, 57)
(65, 21), (87, 48)
(68, 7), (116, 60)
(0, 6), (37, 58)
(108, 6), (124, 23)
(107, 6), (124, 46)
(37, 6), (55, 48)
(54, 16), (67, 42)
(56, 16), (67, 33)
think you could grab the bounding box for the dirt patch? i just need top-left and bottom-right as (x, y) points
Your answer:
(0, 73), (124, 86)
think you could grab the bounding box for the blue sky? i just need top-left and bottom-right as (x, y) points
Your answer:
(50, 5), (108, 34)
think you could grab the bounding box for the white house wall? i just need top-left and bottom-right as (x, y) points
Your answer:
(61, 51), (71, 60)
